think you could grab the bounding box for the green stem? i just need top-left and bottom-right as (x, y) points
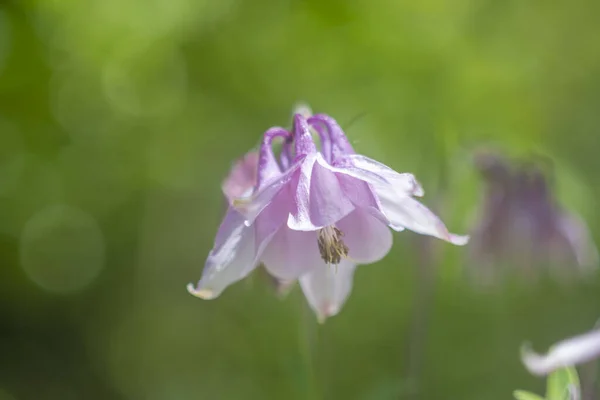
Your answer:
(299, 298), (321, 400)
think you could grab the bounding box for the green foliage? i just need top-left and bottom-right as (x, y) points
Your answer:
(546, 367), (580, 400)
(514, 367), (581, 400)
(0, 0), (599, 399)
(514, 390), (545, 400)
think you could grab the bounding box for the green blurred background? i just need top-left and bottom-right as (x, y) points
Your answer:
(1, 0), (600, 398)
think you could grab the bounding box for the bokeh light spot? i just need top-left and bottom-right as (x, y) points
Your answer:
(19, 204), (105, 294)
(49, 69), (116, 141)
(102, 45), (187, 117)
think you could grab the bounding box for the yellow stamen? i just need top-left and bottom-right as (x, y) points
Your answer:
(317, 226), (349, 267)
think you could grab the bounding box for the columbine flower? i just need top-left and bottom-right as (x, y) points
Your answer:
(467, 150), (598, 286)
(188, 111), (468, 321)
(521, 328), (600, 376)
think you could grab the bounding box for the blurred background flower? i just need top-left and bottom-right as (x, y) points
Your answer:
(466, 149), (598, 287)
(1, 0), (600, 399)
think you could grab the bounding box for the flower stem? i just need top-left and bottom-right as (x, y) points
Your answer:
(405, 235), (436, 398)
(299, 298), (321, 400)
(405, 155), (448, 398)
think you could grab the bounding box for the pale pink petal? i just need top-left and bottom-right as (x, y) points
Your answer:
(336, 154), (424, 196)
(336, 209), (393, 264)
(448, 233), (470, 245)
(521, 329), (600, 376)
(233, 155), (304, 225)
(275, 277), (296, 297)
(187, 208), (257, 299)
(327, 161), (390, 187)
(377, 189), (469, 245)
(221, 151), (259, 203)
(288, 153), (355, 231)
(336, 171), (389, 225)
(299, 260), (356, 323)
(261, 228), (322, 280)
(253, 185), (292, 255)
(211, 207), (249, 255)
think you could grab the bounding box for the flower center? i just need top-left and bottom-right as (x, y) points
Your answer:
(317, 226), (349, 266)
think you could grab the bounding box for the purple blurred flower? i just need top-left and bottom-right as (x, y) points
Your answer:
(467, 150), (598, 285)
(188, 111), (468, 321)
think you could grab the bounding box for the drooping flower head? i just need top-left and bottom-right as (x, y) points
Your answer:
(467, 149), (598, 287)
(188, 108), (468, 321)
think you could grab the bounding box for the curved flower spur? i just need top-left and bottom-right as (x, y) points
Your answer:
(188, 111), (469, 321)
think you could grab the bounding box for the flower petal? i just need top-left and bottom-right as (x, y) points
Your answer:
(299, 260), (356, 323)
(336, 209), (392, 264)
(187, 208), (257, 299)
(521, 329), (600, 376)
(378, 191), (469, 245)
(288, 153), (355, 231)
(221, 151), (259, 203)
(336, 154), (424, 197)
(233, 155), (304, 225)
(336, 171), (389, 225)
(328, 161), (391, 187)
(261, 228), (322, 280)
(253, 184), (291, 255)
(558, 212), (599, 270)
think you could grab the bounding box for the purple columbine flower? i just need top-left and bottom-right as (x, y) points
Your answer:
(467, 150), (598, 286)
(188, 112), (468, 321)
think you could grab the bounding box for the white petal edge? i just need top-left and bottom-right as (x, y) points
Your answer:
(376, 190), (469, 245)
(187, 209), (257, 300)
(521, 329), (600, 376)
(335, 154), (424, 197)
(299, 260), (357, 323)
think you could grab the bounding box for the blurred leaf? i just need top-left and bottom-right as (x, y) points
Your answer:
(514, 390), (545, 400)
(546, 367), (580, 400)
